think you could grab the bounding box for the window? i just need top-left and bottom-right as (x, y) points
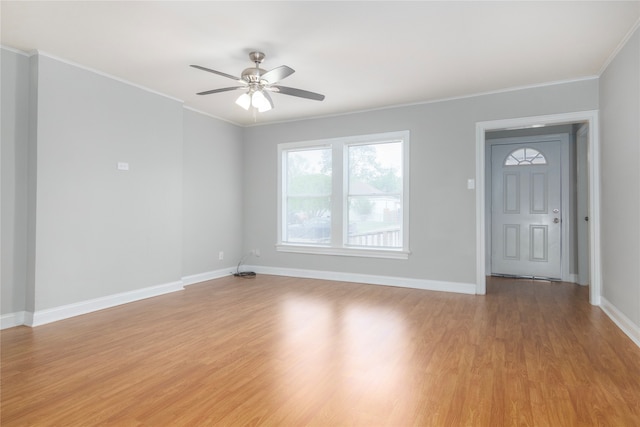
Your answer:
(284, 147), (332, 245)
(278, 131), (410, 259)
(504, 147), (547, 166)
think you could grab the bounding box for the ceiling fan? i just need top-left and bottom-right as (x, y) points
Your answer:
(191, 51), (325, 112)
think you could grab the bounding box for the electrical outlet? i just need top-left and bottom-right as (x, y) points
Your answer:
(255, 249), (261, 257)
(219, 251), (224, 260)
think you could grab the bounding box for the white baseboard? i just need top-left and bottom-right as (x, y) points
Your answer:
(181, 267), (233, 286)
(1, 267), (474, 330)
(1, 311), (27, 330)
(600, 297), (640, 349)
(28, 280), (184, 327)
(247, 265), (477, 295)
(4, 268), (233, 329)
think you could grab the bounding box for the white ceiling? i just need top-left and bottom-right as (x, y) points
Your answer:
(2, 1), (639, 126)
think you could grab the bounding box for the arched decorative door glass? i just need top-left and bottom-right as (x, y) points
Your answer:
(504, 147), (547, 166)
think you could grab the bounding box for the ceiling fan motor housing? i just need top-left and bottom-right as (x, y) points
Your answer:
(242, 52), (267, 84)
(241, 67), (266, 84)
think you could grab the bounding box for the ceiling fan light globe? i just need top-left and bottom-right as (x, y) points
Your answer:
(258, 103), (272, 113)
(235, 93), (251, 110)
(251, 90), (271, 111)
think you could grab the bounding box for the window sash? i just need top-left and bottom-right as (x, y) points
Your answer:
(345, 140), (403, 249)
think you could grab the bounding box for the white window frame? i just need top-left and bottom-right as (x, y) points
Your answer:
(277, 130), (410, 259)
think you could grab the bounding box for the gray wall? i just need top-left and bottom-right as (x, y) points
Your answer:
(243, 79), (599, 285)
(31, 53), (184, 310)
(1, 49), (30, 315)
(182, 109), (244, 277)
(1, 48), (246, 317)
(599, 26), (640, 328)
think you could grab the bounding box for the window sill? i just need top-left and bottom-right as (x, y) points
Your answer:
(275, 244), (410, 260)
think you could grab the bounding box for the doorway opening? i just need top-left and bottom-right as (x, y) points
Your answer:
(475, 111), (601, 305)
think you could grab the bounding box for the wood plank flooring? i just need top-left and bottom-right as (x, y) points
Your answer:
(2, 275), (640, 426)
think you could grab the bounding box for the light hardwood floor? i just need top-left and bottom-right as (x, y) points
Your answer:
(2, 275), (639, 426)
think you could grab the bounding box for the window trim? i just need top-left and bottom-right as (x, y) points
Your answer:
(277, 131), (410, 259)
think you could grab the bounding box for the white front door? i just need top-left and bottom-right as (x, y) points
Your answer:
(491, 141), (562, 279)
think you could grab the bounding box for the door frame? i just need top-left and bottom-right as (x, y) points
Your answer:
(475, 110), (601, 306)
(486, 135), (570, 281)
(576, 124), (590, 285)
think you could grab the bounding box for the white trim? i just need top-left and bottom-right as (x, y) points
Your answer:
(245, 76), (600, 128)
(476, 110), (601, 303)
(24, 311), (34, 326)
(247, 265), (476, 295)
(4, 46), (602, 131)
(587, 113), (602, 306)
(0, 45), (30, 56)
(476, 124), (488, 294)
(568, 273), (580, 284)
(34, 50), (184, 104)
(576, 124), (591, 286)
(181, 268), (233, 286)
(276, 244), (410, 260)
(600, 297), (640, 349)
(598, 18), (640, 76)
(3, 46), (602, 131)
(28, 281), (184, 327)
(1, 311), (27, 330)
(3, 270), (234, 329)
(182, 105), (238, 125)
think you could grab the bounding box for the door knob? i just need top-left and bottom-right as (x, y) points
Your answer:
(553, 218), (560, 223)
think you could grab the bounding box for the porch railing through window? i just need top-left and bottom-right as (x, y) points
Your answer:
(348, 227), (401, 247)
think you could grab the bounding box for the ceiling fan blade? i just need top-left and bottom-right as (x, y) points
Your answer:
(260, 66), (295, 84)
(270, 85), (325, 101)
(196, 86), (245, 95)
(262, 90), (274, 109)
(190, 65), (243, 82)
